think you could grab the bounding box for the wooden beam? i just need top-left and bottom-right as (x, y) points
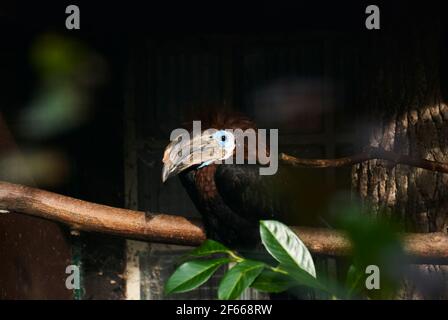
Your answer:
(1, 181), (448, 263)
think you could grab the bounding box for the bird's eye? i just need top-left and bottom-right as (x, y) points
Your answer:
(221, 135), (226, 142)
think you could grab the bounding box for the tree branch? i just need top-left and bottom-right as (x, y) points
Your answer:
(1, 181), (448, 263)
(280, 147), (448, 173)
(0, 181), (205, 246)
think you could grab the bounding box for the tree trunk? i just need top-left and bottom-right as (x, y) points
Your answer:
(352, 13), (448, 299)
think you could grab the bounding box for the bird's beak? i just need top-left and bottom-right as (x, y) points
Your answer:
(162, 130), (224, 183)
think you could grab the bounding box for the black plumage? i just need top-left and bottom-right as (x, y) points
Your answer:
(162, 112), (321, 299)
(162, 112), (312, 252)
(179, 163), (293, 251)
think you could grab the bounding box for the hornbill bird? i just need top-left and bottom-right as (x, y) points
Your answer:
(161, 112), (304, 254)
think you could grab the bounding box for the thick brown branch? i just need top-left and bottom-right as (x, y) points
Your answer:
(1, 181), (447, 263)
(0, 181), (206, 246)
(280, 147), (448, 173)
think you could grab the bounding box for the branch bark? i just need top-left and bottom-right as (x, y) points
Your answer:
(0, 181), (205, 246)
(280, 147), (448, 174)
(1, 181), (448, 263)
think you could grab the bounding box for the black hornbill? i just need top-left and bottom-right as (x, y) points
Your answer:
(161, 112), (332, 300)
(161, 112), (299, 254)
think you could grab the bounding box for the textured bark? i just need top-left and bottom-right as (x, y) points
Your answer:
(2, 181), (448, 262)
(352, 19), (448, 298)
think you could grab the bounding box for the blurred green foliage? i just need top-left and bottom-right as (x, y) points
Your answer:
(332, 198), (406, 299)
(165, 200), (408, 300)
(31, 34), (88, 79)
(20, 34), (106, 140)
(0, 34), (106, 186)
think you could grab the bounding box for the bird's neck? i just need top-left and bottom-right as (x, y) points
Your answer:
(194, 164), (218, 200)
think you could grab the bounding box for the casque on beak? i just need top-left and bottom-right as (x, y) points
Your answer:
(161, 129), (229, 183)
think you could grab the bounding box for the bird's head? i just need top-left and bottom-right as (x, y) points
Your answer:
(162, 128), (235, 182)
(161, 112), (257, 182)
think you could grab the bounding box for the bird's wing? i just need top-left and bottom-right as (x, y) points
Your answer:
(214, 164), (294, 222)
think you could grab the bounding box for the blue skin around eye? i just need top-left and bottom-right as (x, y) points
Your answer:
(213, 130), (229, 147)
(197, 131), (229, 169)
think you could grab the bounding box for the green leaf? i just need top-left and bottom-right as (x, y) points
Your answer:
(251, 269), (295, 293)
(260, 220), (316, 277)
(218, 260), (265, 300)
(165, 258), (230, 295)
(280, 264), (327, 292)
(188, 239), (231, 257)
(280, 264), (348, 298)
(346, 264), (363, 292)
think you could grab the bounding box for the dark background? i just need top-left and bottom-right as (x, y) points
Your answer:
(0, 1), (446, 299)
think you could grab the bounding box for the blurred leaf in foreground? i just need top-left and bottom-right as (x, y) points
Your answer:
(331, 196), (406, 299)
